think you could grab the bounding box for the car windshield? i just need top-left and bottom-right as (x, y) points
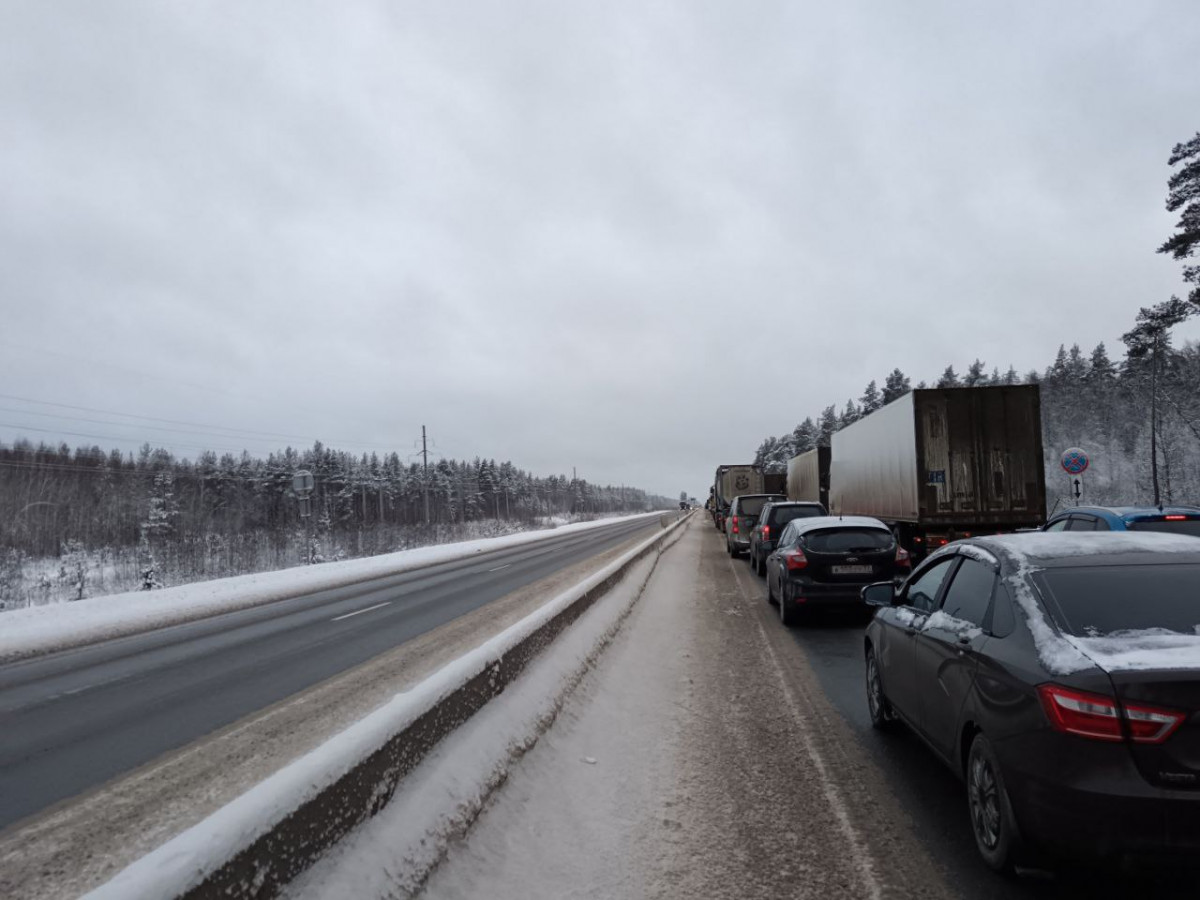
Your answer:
(1035, 564), (1200, 636)
(1128, 518), (1200, 538)
(800, 528), (892, 553)
(771, 506), (824, 526)
(736, 497), (770, 516)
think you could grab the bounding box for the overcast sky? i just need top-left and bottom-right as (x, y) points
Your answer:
(2, 1), (1198, 498)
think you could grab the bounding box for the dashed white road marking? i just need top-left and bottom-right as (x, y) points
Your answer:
(487, 564), (511, 572)
(331, 601), (392, 622)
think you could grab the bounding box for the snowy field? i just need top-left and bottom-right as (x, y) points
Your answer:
(0, 512), (660, 664)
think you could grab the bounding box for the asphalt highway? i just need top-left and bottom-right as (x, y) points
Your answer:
(0, 515), (661, 830)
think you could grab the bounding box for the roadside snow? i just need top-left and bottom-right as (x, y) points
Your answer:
(82, 515), (684, 900)
(0, 513), (659, 664)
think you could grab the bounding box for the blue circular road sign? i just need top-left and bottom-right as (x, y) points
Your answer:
(1061, 448), (1089, 475)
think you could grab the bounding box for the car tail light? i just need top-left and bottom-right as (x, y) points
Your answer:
(1123, 702), (1187, 743)
(1037, 685), (1185, 744)
(895, 547), (911, 569)
(1164, 515), (1188, 521)
(732, 516), (739, 534)
(783, 548), (808, 570)
(762, 525), (770, 539)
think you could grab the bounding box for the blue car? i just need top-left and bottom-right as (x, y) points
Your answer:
(1042, 505), (1200, 537)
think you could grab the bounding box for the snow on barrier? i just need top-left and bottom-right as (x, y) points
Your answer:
(87, 511), (692, 900)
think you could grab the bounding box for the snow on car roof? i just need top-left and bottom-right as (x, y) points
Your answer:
(974, 531), (1200, 562)
(787, 515), (889, 534)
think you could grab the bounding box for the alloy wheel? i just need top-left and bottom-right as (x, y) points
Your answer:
(968, 753), (1002, 851)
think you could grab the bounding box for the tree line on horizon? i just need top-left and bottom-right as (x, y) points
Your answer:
(753, 130), (1200, 510)
(0, 438), (670, 563)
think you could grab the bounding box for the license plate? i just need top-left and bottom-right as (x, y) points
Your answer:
(832, 564), (873, 575)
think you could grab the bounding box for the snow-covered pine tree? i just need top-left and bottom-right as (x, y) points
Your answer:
(1157, 131), (1200, 306)
(963, 359), (987, 387)
(791, 418), (819, 455)
(881, 368), (911, 404)
(936, 366), (960, 388)
(817, 405), (839, 447)
(859, 380), (882, 414)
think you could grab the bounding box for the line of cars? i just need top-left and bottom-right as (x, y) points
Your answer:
(718, 494), (1200, 875)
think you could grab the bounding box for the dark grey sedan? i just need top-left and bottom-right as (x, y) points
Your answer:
(765, 516), (909, 625)
(862, 532), (1200, 873)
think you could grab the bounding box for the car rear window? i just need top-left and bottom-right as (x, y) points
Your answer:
(770, 506), (824, 526)
(1128, 518), (1200, 538)
(1035, 564), (1200, 636)
(800, 528), (892, 553)
(736, 497), (773, 516)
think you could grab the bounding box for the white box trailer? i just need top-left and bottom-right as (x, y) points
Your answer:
(786, 447), (830, 510)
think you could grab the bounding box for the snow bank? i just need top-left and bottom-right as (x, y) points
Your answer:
(82, 514), (687, 900)
(0, 512), (660, 664)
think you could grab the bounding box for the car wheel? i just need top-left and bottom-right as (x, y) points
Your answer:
(766, 570), (778, 605)
(865, 647), (896, 731)
(967, 733), (1022, 873)
(779, 584), (798, 627)
(756, 553), (766, 577)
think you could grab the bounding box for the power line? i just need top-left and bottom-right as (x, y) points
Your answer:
(0, 392), (405, 451)
(0, 405), (293, 446)
(0, 422), (266, 456)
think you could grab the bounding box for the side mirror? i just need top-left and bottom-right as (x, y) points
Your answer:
(861, 582), (897, 608)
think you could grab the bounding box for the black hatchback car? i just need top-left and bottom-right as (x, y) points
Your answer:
(862, 532), (1200, 872)
(748, 501), (826, 576)
(765, 516), (910, 625)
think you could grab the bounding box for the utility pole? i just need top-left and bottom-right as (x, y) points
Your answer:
(1150, 338), (1162, 507)
(422, 425), (431, 524)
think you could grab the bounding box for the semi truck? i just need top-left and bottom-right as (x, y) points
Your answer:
(712, 464), (765, 530)
(786, 447), (830, 510)
(829, 385), (1046, 555)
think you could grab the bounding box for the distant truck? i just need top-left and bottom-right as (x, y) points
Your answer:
(786, 447), (830, 510)
(829, 385), (1046, 556)
(712, 464), (765, 530)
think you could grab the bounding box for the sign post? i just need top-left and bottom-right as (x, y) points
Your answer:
(1060, 448), (1089, 506)
(293, 470), (316, 564)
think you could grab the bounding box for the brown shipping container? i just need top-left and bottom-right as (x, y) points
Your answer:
(830, 385), (1046, 529)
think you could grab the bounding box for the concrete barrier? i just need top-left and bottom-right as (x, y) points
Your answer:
(89, 513), (690, 900)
